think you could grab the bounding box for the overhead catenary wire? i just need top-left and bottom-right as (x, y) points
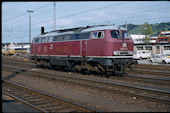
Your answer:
(3, 2), (26, 15)
(4, 4), (170, 31)
(2, 2), (170, 43)
(3, 2), (77, 25)
(3, 1), (169, 25)
(3, 2), (53, 23)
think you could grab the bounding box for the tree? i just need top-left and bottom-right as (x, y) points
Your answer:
(142, 22), (153, 43)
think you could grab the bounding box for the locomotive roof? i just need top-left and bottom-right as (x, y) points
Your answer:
(36, 25), (127, 38)
(81, 25), (126, 32)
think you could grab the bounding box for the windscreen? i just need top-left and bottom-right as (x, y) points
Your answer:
(121, 30), (132, 39)
(110, 30), (122, 38)
(110, 30), (131, 39)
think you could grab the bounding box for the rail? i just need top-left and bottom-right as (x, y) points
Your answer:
(2, 79), (101, 112)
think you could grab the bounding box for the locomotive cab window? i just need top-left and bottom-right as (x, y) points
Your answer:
(121, 30), (132, 39)
(92, 31), (104, 39)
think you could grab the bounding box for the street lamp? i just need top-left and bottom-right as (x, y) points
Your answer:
(138, 33), (141, 44)
(27, 10), (34, 44)
(144, 27), (148, 43)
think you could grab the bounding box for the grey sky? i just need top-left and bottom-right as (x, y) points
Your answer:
(2, 1), (170, 43)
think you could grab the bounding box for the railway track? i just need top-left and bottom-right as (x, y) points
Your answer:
(2, 65), (170, 105)
(2, 79), (101, 112)
(127, 68), (170, 76)
(3, 63), (170, 87)
(125, 74), (170, 86)
(2, 59), (170, 87)
(2, 60), (170, 77)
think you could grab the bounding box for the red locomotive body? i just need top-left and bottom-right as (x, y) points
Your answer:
(30, 25), (137, 77)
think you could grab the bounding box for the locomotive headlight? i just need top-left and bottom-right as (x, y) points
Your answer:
(128, 51), (133, 55)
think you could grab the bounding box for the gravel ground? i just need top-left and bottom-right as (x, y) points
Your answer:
(2, 69), (170, 112)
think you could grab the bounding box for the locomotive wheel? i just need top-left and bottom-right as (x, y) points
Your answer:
(73, 63), (81, 72)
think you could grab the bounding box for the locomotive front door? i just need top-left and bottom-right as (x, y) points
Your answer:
(81, 40), (87, 56)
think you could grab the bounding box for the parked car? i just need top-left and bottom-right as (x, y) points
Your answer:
(133, 50), (151, 59)
(149, 54), (170, 64)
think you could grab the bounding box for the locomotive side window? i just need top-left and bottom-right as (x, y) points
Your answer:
(32, 38), (36, 43)
(53, 36), (57, 41)
(64, 34), (71, 40)
(44, 37), (49, 42)
(48, 36), (53, 42)
(70, 34), (75, 40)
(92, 31), (104, 39)
(35, 38), (40, 43)
(38, 38), (42, 43)
(78, 32), (90, 39)
(98, 31), (104, 38)
(57, 35), (64, 41)
(110, 30), (121, 38)
(92, 32), (97, 39)
(41, 37), (45, 42)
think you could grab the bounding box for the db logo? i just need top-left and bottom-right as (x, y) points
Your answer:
(49, 44), (53, 49)
(122, 43), (127, 47)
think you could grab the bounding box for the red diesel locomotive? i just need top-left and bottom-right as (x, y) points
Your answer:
(30, 25), (137, 77)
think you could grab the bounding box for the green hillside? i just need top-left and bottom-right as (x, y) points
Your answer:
(122, 22), (170, 35)
(128, 25), (142, 34)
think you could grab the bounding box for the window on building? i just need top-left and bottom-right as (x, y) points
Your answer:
(165, 33), (170, 37)
(164, 46), (170, 50)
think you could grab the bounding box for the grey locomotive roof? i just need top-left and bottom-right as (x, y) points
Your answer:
(36, 31), (75, 38)
(81, 25), (126, 32)
(35, 25), (126, 38)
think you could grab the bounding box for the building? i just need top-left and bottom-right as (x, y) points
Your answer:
(134, 43), (170, 55)
(130, 34), (158, 44)
(2, 42), (30, 53)
(130, 34), (145, 44)
(156, 30), (170, 43)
